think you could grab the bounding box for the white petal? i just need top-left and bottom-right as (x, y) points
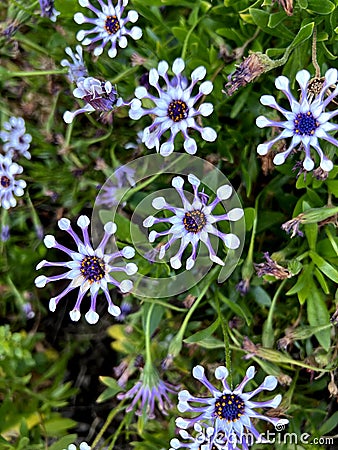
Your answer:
(104, 222), (117, 235)
(198, 103), (213, 116)
(275, 75), (290, 91)
(118, 36), (128, 49)
(172, 176), (184, 189)
(69, 309), (81, 321)
(143, 216), (156, 227)
(217, 185), (232, 200)
(199, 81), (213, 95)
(120, 279), (133, 293)
(188, 173), (200, 187)
(135, 86), (148, 99)
(201, 127), (217, 142)
(63, 111), (75, 124)
(85, 310), (99, 324)
(74, 12), (85, 24)
(157, 61), (169, 76)
(130, 26), (142, 40)
(35, 275), (47, 288)
(296, 69), (311, 89)
(128, 10), (139, 22)
(58, 218), (71, 230)
(320, 158), (333, 172)
(215, 366), (228, 379)
(160, 141), (175, 157)
(170, 256), (182, 269)
(125, 263), (138, 275)
(121, 246), (135, 258)
(148, 230), (157, 242)
(256, 115), (271, 128)
(191, 65), (206, 81)
(108, 304), (121, 316)
(149, 68), (159, 86)
(192, 365), (205, 380)
(44, 235), (56, 248)
(227, 208), (244, 221)
(224, 233), (240, 249)
(303, 157), (314, 171)
(49, 298), (57, 312)
(273, 153), (287, 165)
(183, 137), (197, 154)
(152, 197), (166, 209)
(36, 260), (46, 270)
(172, 58), (185, 75)
(324, 68), (338, 86)
(77, 215), (90, 229)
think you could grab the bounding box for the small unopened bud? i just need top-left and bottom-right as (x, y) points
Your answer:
(223, 52), (272, 96)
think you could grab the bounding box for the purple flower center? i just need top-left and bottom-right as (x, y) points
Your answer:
(214, 393), (245, 422)
(1, 176), (10, 188)
(105, 15), (120, 35)
(167, 99), (188, 122)
(183, 210), (206, 233)
(294, 112), (318, 136)
(80, 256), (105, 283)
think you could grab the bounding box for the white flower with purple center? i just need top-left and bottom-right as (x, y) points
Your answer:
(117, 367), (177, 419)
(74, 0), (142, 58)
(35, 215), (138, 325)
(63, 76), (123, 123)
(0, 117), (32, 160)
(39, 0), (60, 22)
(177, 365), (288, 448)
(61, 45), (88, 83)
(129, 58), (217, 156)
(0, 155), (26, 209)
(143, 174), (243, 270)
(256, 68), (338, 171)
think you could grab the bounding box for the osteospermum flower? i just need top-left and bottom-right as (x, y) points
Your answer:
(61, 45), (88, 83)
(63, 76), (123, 123)
(143, 174), (243, 270)
(117, 365), (177, 419)
(0, 155), (26, 209)
(0, 117), (32, 160)
(177, 365), (288, 448)
(74, 0), (142, 58)
(129, 58), (217, 156)
(35, 215), (138, 324)
(256, 68), (338, 171)
(39, 0), (60, 22)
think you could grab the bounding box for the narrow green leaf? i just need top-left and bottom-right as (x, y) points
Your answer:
(319, 411), (338, 435)
(307, 289), (330, 351)
(309, 251), (338, 283)
(287, 22), (314, 51)
(184, 318), (220, 344)
(307, 0), (335, 14)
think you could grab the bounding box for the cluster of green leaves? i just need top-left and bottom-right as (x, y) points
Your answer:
(0, 0), (337, 449)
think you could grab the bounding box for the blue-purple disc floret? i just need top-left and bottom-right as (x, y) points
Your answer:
(176, 365), (288, 449)
(35, 215), (138, 324)
(74, 0), (142, 59)
(129, 58), (217, 156)
(256, 68), (338, 171)
(143, 174), (243, 270)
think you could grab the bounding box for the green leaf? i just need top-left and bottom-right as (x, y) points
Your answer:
(251, 286), (272, 307)
(48, 435), (78, 450)
(287, 22), (314, 51)
(304, 223), (318, 251)
(307, 0), (335, 14)
(298, 0), (308, 7)
(44, 417), (77, 435)
(219, 293), (252, 325)
(184, 318), (220, 344)
(310, 251), (338, 283)
(319, 411), (338, 435)
(244, 208), (255, 231)
(99, 210), (145, 245)
(307, 288), (330, 351)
